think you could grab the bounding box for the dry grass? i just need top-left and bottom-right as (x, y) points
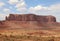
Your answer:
(0, 29), (60, 41)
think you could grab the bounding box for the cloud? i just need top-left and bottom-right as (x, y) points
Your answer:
(0, 2), (5, 7)
(29, 5), (47, 11)
(28, 3), (60, 15)
(3, 8), (11, 14)
(15, 0), (27, 13)
(8, 0), (19, 4)
(28, 5), (50, 15)
(16, 2), (26, 8)
(28, 5), (48, 14)
(8, 0), (27, 13)
(3, 8), (10, 12)
(49, 3), (60, 10)
(8, 0), (23, 5)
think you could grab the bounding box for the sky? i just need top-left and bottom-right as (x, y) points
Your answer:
(0, 0), (60, 22)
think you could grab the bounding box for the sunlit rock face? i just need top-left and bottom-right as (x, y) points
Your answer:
(0, 14), (57, 30)
(6, 14), (56, 23)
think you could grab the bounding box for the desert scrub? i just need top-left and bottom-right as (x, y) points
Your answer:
(9, 34), (18, 38)
(0, 33), (2, 35)
(22, 35), (41, 41)
(0, 34), (60, 41)
(47, 36), (55, 41)
(48, 39), (54, 41)
(0, 33), (3, 38)
(3, 35), (15, 41)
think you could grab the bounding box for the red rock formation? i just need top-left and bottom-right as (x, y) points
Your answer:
(0, 21), (9, 29)
(6, 14), (56, 23)
(0, 14), (58, 30)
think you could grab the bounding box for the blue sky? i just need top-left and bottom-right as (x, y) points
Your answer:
(25, 0), (60, 6)
(0, 0), (60, 22)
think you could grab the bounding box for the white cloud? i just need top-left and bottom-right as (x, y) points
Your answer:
(30, 5), (47, 11)
(16, 2), (26, 8)
(8, 0), (19, 4)
(3, 8), (11, 13)
(0, 2), (5, 7)
(6, 0), (28, 14)
(8, 0), (27, 13)
(15, 0), (27, 13)
(3, 8), (10, 12)
(28, 5), (49, 14)
(28, 3), (60, 14)
(8, 0), (23, 5)
(49, 4), (60, 10)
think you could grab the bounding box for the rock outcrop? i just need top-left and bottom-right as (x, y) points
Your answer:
(6, 14), (56, 23)
(0, 14), (59, 30)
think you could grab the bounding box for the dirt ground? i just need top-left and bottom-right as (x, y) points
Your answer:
(0, 29), (60, 41)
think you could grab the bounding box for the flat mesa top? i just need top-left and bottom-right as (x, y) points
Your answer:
(9, 14), (54, 17)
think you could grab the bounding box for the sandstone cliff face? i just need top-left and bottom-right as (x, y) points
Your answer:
(0, 21), (9, 29)
(0, 14), (58, 30)
(6, 14), (56, 23)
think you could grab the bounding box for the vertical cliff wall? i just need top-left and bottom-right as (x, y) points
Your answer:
(6, 14), (56, 23)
